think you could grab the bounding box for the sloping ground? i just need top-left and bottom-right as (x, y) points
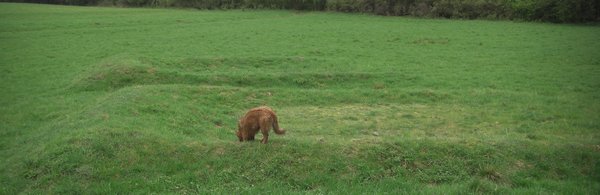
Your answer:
(3, 56), (598, 193)
(4, 83), (599, 193)
(1, 3), (599, 194)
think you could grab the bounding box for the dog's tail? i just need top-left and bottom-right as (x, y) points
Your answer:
(270, 111), (285, 135)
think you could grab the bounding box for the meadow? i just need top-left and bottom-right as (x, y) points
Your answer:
(1, 3), (599, 194)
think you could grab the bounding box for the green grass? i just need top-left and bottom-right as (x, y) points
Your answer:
(1, 2), (600, 194)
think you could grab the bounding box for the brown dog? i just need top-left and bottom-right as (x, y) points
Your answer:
(236, 106), (285, 144)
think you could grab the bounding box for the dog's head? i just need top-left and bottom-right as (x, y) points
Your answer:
(235, 120), (242, 140)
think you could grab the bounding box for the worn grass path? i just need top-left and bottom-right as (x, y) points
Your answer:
(1, 3), (599, 194)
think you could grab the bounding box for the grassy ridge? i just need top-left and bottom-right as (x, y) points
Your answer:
(1, 3), (599, 193)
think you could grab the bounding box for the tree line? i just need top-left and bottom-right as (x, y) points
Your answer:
(3, 0), (599, 23)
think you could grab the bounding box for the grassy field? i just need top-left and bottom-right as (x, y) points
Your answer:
(1, 3), (599, 194)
